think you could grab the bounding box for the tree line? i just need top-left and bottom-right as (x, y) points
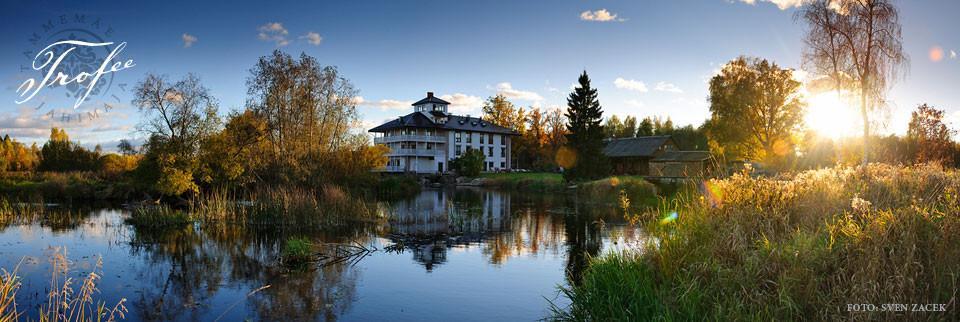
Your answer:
(1, 50), (389, 199)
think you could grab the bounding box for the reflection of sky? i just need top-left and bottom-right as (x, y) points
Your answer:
(0, 190), (645, 321)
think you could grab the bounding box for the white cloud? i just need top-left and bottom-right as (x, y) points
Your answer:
(625, 99), (645, 108)
(300, 32), (323, 46)
(737, 0), (810, 10)
(356, 97), (413, 111)
(494, 82), (544, 101)
(181, 33), (197, 48)
(614, 77), (648, 92)
(580, 9), (625, 22)
(374, 99), (413, 111)
(951, 50), (957, 59)
(258, 22), (290, 46)
(440, 93), (484, 113)
(0, 105), (129, 143)
(654, 81), (683, 93)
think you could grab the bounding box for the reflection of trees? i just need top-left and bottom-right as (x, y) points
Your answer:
(127, 221), (374, 321)
(563, 201), (603, 285)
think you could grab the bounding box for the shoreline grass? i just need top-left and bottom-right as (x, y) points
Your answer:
(0, 247), (127, 322)
(555, 163), (960, 321)
(480, 172), (567, 192)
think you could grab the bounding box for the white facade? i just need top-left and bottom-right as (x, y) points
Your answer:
(371, 92), (515, 174)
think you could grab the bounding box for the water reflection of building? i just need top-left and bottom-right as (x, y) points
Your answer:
(386, 188), (511, 235)
(385, 188), (588, 271)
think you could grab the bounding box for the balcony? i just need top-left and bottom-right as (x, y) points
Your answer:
(387, 148), (445, 157)
(374, 135), (446, 144)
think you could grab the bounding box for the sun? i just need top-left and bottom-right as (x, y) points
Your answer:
(804, 91), (861, 140)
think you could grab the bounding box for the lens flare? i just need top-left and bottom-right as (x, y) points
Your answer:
(555, 146), (578, 169)
(701, 181), (724, 208)
(660, 211), (678, 225)
(929, 46), (944, 62)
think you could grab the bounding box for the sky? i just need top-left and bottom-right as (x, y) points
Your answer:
(1, 0), (958, 150)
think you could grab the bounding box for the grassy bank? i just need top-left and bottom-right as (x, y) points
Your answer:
(555, 164), (959, 321)
(577, 176), (659, 207)
(0, 172), (140, 202)
(480, 172), (567, 191)
(481, 172), (660, 208)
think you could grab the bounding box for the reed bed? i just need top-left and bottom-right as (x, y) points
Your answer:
(190, 185), (379, 227)
(554, 163), (960, 321)
(0, 247), (127, 322)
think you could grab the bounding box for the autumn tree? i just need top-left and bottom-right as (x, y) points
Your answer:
(198, 110), (270, 188)
(799, 0), (908, 165)
(564, 71), (607, 181)
(525, 107), (551, 169)
(621, 116), (638, 138)
(132, 73), (220, 196)
(545, 108), (567, 150)
(482, 94), (526, 130)
(908, 104), (954, 164)
(38, 128), (100, 172)
(603, 115), (623, 139)
(637, 117), (654, 136)
(707, 56), (805, 164)
(247, 50), (367, 184)
(0, 135), (39, 173)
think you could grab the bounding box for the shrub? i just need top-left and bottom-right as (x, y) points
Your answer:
(450, 149), (485, 177)
(377, 175), (421, 199)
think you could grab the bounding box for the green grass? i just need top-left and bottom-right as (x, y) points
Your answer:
(125, 205), (192, 229)
(0, 171), (129, 202)
(578, 176), (659, 207)
(555, 164), (960, 321)
(480, 172), (566, 191)
(281, 237), (314, 266)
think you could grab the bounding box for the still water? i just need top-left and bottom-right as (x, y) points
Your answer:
(0, 188), (642, 321)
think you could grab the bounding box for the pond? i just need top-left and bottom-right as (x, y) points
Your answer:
(0, 188), (645, 321)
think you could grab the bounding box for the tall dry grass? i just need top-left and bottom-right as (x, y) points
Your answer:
(190, 185), (378, 226)
(555, 163), (959, 321)
(0, 247), (127, 322)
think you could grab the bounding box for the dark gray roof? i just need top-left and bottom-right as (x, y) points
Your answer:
(368, 112), (518, 135)
(412, 96), (450, 106)
(602, 136), (674, 158)
(651, 151), (712, 162)
(369, 112), (443, 132)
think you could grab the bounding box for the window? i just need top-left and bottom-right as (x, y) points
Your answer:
(488, 147), (493, 157)
(466, 132), (472, 143)
(455, 132), (461, 143)
(500, 135), (505, 145)
(426, 143), (433, 150)
(500, 162), (505, 169)
(488, 134), (493, 144)
(455, 145), (462, 156)
(480, 134), (485, 144)
(501, 147), (505, 157)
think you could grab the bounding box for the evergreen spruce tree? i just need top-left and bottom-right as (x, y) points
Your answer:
(564, 71), (607, 181)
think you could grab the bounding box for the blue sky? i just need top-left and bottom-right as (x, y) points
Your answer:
(1, 0), (958, 149)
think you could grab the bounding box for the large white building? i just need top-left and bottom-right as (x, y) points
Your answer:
(369, 92), (519, 173)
